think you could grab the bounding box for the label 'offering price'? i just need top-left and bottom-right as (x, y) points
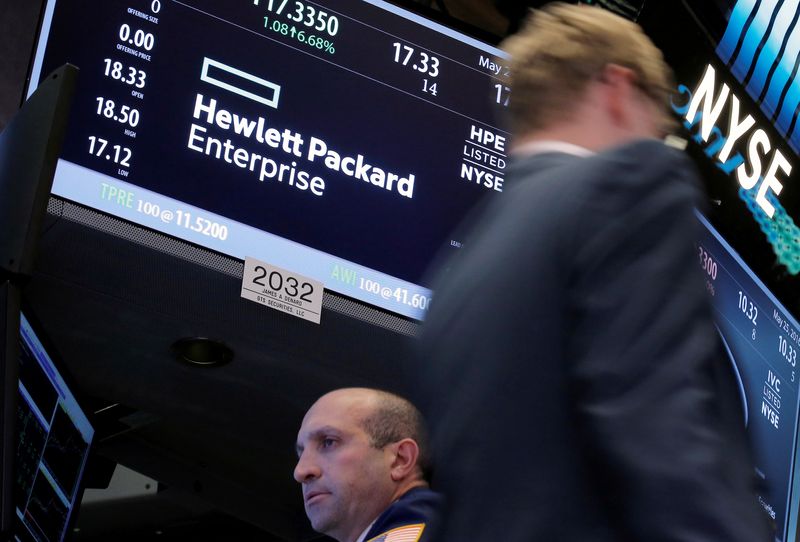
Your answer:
(241, 256), (324, 324)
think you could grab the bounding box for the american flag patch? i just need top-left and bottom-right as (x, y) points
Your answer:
(366, 523), (425, 542)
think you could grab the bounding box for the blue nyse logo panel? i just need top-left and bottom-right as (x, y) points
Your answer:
(717, 0), (800, 154)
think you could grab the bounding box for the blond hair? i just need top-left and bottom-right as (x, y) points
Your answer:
(499, 3), (675, 135)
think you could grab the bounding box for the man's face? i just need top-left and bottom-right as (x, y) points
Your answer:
(294, 391), (395, 542)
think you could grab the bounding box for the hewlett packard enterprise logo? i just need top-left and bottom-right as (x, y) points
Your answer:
(717, 0), (800, 154)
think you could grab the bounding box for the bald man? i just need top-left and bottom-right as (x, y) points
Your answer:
(294, 388), (441, 542)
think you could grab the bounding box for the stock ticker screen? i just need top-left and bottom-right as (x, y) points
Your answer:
(27, 0), (511, 320)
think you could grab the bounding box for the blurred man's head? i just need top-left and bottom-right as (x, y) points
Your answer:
(501, 3), (675, 150)
(294, 388), (429, 542)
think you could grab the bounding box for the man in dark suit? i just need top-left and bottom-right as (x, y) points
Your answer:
(294, 388), (442, 542)
(412, 3), (769, 541)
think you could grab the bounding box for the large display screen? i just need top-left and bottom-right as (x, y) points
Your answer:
(638, 2), (800, 540)
(15, 312), (94, 542)
(697, 213), (800, 539)
(26, 0), (510, 320)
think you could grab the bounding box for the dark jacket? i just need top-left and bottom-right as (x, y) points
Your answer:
(413, 140), (769, 541)
(363, 487), (443, 542)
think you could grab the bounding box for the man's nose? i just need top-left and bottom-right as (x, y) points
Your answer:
(294, 451), (320, 483)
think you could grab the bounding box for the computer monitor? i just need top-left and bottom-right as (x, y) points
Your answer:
(14, 309), (94, 542)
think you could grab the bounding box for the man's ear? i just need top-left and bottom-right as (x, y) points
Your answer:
(389, 438), (420, 482)
(600, 63), (638, 127)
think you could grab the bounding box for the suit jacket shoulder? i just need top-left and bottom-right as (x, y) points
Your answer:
(363, 487), (443, 542)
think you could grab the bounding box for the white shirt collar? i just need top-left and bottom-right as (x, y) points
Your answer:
(511, 140), (594, 158)
(354, 518), (378, 542)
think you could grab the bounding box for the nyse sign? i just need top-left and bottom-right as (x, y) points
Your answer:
(673, 64), (791, 219)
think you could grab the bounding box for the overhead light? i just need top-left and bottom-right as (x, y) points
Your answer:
(170, 337), (233, 367)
